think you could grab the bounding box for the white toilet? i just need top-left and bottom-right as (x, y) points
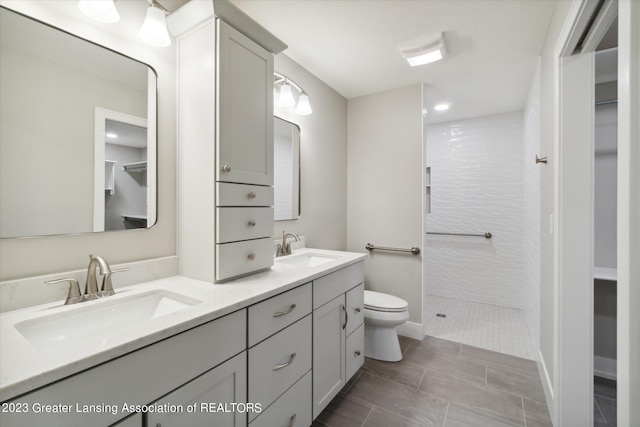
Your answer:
(363, 290), (410, 362)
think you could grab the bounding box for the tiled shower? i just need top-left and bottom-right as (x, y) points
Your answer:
(422, 72), (541, 360)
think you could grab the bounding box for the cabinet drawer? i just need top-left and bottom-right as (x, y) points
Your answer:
(346, 323), (365, 381)
(248, 283), (312, 347)
(249, 371), (312, 427)
(346, 283), (365, 335)
(1, 310), (246, 427)
(217, 182), (274, 207)
(248, 315), (312, 421)
(216, 207), (273, 243)
(313, 262), (364, 309)
(216, 238), (274, 281)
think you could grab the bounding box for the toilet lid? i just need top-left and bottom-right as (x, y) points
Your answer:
(364, 290), (408, 312)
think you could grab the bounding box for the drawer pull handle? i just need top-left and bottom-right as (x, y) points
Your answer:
(222, 165), (231, 172)
(248, 220), (256, 227)
(342, 305), (348, 330)
(273, 353), (296, 371)
(355, 350), (361, 357)
(273, 304), (297, 317)
(355, 307), (361, 313)
(248, 191), (257, 199)
(288, 413), (297, 427)
(247, 253), (256, 261)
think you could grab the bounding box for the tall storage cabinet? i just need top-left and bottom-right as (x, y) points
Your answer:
(170, 0), (286, 283)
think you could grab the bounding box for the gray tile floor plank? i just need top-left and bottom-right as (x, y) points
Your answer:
(317, 335), (557, 427)
(444, 403), (522, 427)
(349, 372), (448, 426)
(486, 366), (546, 403)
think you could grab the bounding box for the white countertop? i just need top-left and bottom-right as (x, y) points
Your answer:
(0, 248), (365, 402)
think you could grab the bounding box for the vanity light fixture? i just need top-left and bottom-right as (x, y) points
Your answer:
(139, 0), (172, 47)
(399, 33), (447, 67)
(274, 72), (313, 115)
(77, 0), (172, 47)
(78, 0), (120, 23)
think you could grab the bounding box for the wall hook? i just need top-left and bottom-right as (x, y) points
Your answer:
(536, 155), (548, 164)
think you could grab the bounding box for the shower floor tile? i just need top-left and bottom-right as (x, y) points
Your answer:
(423, 296), (537, 360)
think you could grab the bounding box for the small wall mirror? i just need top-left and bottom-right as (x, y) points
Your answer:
(274, 117), (300, 221)
(0, 7), (157, 238)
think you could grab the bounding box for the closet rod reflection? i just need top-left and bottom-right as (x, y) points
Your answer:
(365, 243), (421, 255)
(427, 231), (492, 238)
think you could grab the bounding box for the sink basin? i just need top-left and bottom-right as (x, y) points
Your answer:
(14, 290), (201, 350)
(275, 252), (340, 268)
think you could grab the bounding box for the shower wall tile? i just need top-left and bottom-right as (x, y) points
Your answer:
(425, 112), (525, 309)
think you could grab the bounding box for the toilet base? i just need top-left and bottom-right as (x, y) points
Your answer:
(364, 324), (403, 362)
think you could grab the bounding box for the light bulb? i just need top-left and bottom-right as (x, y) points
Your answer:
(296, 93), (312, 115)
(139, 6), (171, 47)
(78, 0), (120, 23)
(278, 83), (295, 107)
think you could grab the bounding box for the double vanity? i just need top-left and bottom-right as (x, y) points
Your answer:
(0, 1), (365, 426)
(0, 249), (366, 426)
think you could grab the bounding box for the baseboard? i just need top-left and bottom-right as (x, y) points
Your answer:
(594, 355), (617, 380)
(537, 349), (555, 424)
(397, 321), (425, 340)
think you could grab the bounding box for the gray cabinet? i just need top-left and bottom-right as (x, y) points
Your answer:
(312, 263), (365, 419)
(172, 1), (283, 283)
(146, 352), (247, 427)
(312, 294), (347, 418)
(214, 19), (275, 282)
(217, 19), (274, 187)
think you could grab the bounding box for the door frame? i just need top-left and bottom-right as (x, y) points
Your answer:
(553, 0), (638, 426)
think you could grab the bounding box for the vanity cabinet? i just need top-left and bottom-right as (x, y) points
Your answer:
(172, 1), (286, 283)
(0, 310), (246, 427)
(247, 283), (312, 425)
(146, 352), (247, 427)
(312, 263), (365, 419)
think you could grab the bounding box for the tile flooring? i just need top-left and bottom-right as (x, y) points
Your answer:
(594, 376), (617, 426)
(314, 335), (552, 427)
(423, 296), (537, 360)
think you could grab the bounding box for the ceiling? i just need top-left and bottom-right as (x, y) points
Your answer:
(229, 0), (558, 123)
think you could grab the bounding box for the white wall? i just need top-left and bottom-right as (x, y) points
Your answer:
(0, 0), (177, 281)
(273, 54), (348, 250)
(424, 112), (525, 309)
(537, 0), (574, 394)
(347, 84), (423, 328)
(523, 59), (542, 356)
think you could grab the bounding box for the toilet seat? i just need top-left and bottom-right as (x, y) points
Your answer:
(364, 290), (408, 313)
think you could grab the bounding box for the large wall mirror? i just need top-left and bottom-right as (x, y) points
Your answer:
(274, 117), (300, 221)
(0, 7), (157, 239)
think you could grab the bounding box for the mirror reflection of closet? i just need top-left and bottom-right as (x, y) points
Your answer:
(105, 119), (148, 231)
(593, 16), (617, 426)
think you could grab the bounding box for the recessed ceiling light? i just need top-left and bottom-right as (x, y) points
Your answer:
(106, 132), (118, 139)
(399, 34), (447, 67)
(434, 103), (450, 112)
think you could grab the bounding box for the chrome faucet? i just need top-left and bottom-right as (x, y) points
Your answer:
(276, 231), (300, 257)
(85, 255), (112, 300)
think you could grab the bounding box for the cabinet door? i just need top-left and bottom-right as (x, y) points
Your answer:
(217, 19), (273, 186)
(312, 295), (346, 419)
(147, 352), (247, 427)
